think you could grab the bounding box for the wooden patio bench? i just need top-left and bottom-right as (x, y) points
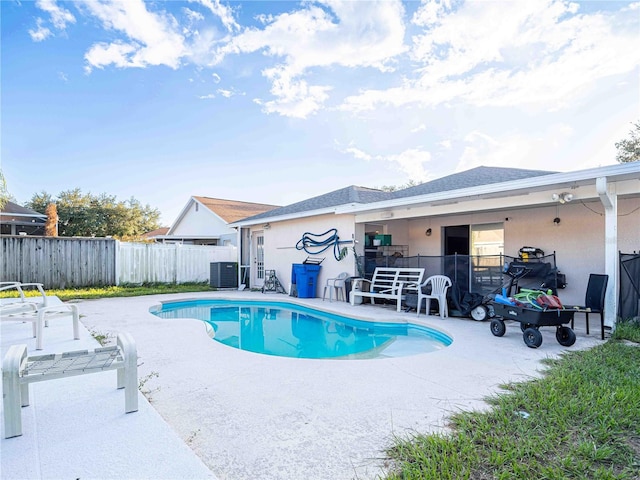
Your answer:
(349, 267), (425, 312)
(3, 332), (138, 438)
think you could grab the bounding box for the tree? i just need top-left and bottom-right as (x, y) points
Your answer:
(378, 180), (423, 192)
(25, 189), (161, 238)
(615, 121), (640, 163)
(0, 170), (10, 209)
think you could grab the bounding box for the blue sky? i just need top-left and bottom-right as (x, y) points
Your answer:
(2, 0), (639, 225)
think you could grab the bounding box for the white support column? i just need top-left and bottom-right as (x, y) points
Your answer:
(596, 177), (618, 330)
(236, 227), (242, 289)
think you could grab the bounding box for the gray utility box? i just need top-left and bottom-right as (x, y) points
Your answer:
(210, 262), (238, 288)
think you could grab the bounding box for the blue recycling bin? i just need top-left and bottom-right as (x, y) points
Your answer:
(292, 264), (322, 298)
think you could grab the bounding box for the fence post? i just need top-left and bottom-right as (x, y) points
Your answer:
(114, 240), (121, 286)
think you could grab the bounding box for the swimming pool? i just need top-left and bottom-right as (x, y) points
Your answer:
(151, 299), (452, 359)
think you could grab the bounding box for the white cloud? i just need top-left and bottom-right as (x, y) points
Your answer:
(341, 144), (431, 180)
(255, 66), (332, 118)
(211, 72), (221, 83)
(343, 146), (373, 161)
(84, 41), (138, 73)
(58, 71), (68, 82)
(199, 93), (216, 99)
(29, 18), (51, 42)
(341, 0), (640, 113)
(439, 139), (452, 150)
(217, 88), (245, 98)
(410, 124), (426, 133)
(385, 148), (431, 181)
(411, 0), (454, 27)
(183, 7), (204, 23)
(35, 0), (75, 30)
(215, 0), (407, 117)
(456, 125), (576, 173)
(188, 0), (239, 32)
(82, 0), (186, 72)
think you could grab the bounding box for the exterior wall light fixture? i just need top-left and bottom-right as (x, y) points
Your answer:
(552, 192), (574, 204)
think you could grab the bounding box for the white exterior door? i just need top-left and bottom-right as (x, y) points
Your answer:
(252, 231), (265, 288)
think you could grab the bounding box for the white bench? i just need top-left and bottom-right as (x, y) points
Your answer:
(349, 267), (425, 312)
(3, 332), (138, 439)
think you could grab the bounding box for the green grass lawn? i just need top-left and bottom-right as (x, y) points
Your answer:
(0, 283), (212, 302)
(385, 321), (640, 480)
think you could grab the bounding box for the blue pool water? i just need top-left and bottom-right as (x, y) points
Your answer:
(151, 299), (452, 359)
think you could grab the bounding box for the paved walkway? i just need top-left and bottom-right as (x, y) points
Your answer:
(1, 291), (603, 479)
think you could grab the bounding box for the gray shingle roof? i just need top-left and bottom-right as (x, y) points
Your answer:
(391, 166), (557, 199)
(243, 186), (392, 222)
(240, 166), (557, 223)
(1, 201), (46, 217)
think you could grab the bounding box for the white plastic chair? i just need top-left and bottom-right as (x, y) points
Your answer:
(322, 272), (349, 302)
(417, 275), (452, 318)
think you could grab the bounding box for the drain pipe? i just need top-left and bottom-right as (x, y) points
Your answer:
(596, 177), (618, 332)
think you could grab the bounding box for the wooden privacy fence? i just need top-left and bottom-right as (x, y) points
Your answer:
(1, 236), (116, 288)
(1, 236), (237, 288)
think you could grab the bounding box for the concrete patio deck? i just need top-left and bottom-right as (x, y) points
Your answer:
(1, 291), (604, 480)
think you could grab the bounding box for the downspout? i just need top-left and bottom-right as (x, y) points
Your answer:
(596, 177), (617, 331)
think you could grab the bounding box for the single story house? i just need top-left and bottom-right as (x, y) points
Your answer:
(152, 196), (279, 246)
(0, 201), (46, 236)
(230, 163), (640, 329)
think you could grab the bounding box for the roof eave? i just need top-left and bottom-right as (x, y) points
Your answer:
(229, 206), (344, 228)
(337, 163), (640, 214)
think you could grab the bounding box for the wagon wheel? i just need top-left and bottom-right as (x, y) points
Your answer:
(520, 322), (533, 333)
(470, 305), (488, 321)
(556, 326), (576, 347)
(523, 327), (543, 348)
(490, 318), (506, 337)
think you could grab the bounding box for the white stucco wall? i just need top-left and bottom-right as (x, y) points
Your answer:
(256, 214), (357, 293)
(245, 181), (638, 307)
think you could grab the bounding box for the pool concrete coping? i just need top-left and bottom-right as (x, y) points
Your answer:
(1, 290), (604, 480)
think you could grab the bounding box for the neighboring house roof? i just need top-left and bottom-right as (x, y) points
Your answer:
(0, 201), (47, 224)
(192, 197), (279, 223)
(166, 196), (281, 238)
(391, 166), (557, 199)
(239, 186), (392, 223)
(141, 227), (170, 239)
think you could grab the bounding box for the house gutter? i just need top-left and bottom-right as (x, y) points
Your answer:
(229, 206), (343, 228)
(0, 213), (47, 218)
(336, 163), (640, 214)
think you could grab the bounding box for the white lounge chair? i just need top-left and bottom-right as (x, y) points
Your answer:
(1, 283), (78, 350)
(0, 282), (48, 315)
(2, 304), (80, 350)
